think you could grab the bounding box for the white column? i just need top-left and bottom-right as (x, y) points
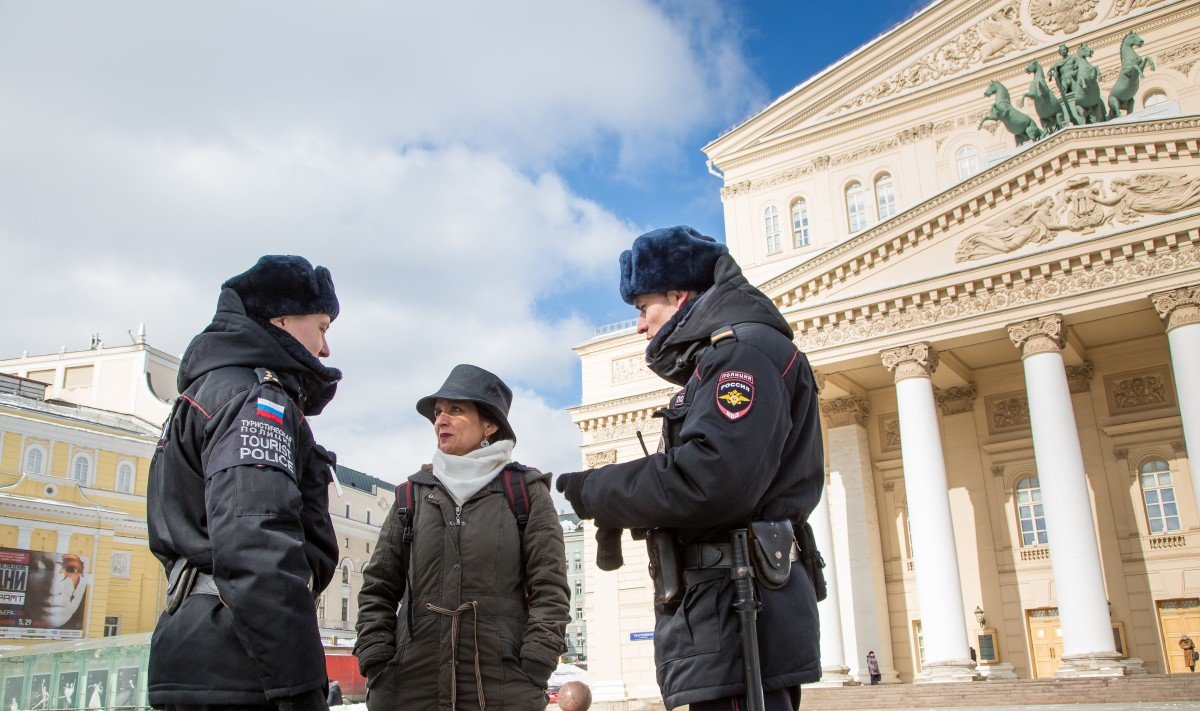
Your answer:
(1008, 315), (1123, 678)
(881, 343), (977, 682)
(821, 396), (898, 684)
(810, 472), (857, 686)
(1152, 286), (1200, 518)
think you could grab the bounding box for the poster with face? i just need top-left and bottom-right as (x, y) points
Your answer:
(0, 548), (90, 639)
(83, 671), (106, 710)
(29, 674), (51, 711)
(56, 672), (78, 711)
(114, 669), (138, 708)
(3, 677), (23, 711)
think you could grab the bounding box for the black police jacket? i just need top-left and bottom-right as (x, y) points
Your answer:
(575, 254), (823, 708)
(147, 288), (341, 706)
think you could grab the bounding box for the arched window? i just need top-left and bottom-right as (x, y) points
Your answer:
(875, 173), (897, 219)
(1143, 90), (1168, 108)
(1015, 476), (1048, 546)
(341, 563), (350, 584)
(956, 146), (980, 180)
(72, 454), (92, 485)
(763, 205), (781, 254)
(23, 445), (46, 475)
(791, 198), (810, 248)
(846, 182), (867, 232)
(1140, 459), (1181, 534)
(116, 461), (135, 493)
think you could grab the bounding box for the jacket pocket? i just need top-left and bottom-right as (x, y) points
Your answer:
(656, 577), (722, 663)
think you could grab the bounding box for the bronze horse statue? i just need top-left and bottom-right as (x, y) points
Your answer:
(1108, 31), (1155, 118)
(980, 80), (1044, 145)
(1072, 44), (1108, 124)
(1022, 59), (1066, 134)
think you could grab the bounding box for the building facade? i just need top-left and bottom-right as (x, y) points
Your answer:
(561, 515), (589, 662)
(571, 0), (1200, 698)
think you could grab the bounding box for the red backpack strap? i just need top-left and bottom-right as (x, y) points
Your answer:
(501, 466), (531, 533)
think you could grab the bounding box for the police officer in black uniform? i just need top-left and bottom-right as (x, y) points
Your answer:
(557, 227), (824, 711)
(148, 256), (343, 711)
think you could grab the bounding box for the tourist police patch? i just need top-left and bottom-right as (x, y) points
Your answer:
(715, 370), (754, 420)
(206, 391), (297, 477)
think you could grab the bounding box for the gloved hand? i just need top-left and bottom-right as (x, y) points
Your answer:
(521, 658), (556, 688)
(596, 526), (624, 571)
(555, 470), (591, 518)
(274, 688), (328, 711)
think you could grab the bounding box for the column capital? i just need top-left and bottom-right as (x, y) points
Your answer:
(813, 370), (827, 395)
(1008, 314), (1066, 358)
(819, 396), (870, 427)
(934, 384), (978, 415)
(881, 342), (938, 382)
(1150, 285), (1200, 332)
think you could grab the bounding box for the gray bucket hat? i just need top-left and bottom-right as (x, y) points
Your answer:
(416, 364), (516, 443)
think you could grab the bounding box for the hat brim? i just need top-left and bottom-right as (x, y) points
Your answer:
(416, 389), (516, 443)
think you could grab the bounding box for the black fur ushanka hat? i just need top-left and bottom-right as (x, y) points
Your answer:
(619, 225), (728, 305)
(222, 255), (340, 321)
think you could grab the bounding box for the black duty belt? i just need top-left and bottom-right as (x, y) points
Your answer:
(682, 541), (799, 570)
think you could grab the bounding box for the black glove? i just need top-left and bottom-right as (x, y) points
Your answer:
(555, 470), (591, 518)
(274, 688), (328, 711)
(596, 526), (624, 571)
(521, 658), (556, 688)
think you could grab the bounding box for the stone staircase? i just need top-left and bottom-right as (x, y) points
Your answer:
(798, 674), (1200, 709)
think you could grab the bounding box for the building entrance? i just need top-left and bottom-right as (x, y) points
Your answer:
(1027, 607), (1063, 678)
(1158, 598), (1200, 673)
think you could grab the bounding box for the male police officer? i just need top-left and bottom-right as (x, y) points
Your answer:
(148, 256), (343, 711)
(557, 227), (823, 711)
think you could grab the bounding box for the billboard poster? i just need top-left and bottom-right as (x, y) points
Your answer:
(3, 677), (23, 711)
(29, 674), (51, 711)
(114, 669), (138, 709)
(55, 672), (79, 711)
(83, 671), (107, 711)
(0, 548), (90, 639)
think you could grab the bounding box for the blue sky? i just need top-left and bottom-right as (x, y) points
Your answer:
(0, 1), (925, 481)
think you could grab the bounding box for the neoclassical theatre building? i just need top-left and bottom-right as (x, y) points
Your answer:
(570, 0), (1200, 697)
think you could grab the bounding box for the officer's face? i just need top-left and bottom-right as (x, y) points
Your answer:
(432, 398), (499, 457)
(634, 291), (690, 340)
(271, 313), (332, 358)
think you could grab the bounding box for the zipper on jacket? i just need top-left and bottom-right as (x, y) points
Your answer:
(451, 505), (464, 526)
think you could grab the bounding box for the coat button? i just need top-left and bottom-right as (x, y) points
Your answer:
(453, 563), (462, 571)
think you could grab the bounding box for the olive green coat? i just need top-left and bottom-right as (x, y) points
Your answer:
(355, 466), (569, 710)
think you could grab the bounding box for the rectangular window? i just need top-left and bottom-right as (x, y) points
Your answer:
(341, 599), (348, 622)
(345, 504), (351, 518)
(104, 616), (120, 637)
(792, 200), (810, 248)
(366, 511), (371, 525)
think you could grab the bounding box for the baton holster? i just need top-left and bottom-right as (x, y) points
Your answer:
(165, 558), (198, 615)
(748, 520), (795, 590)
(647, 529), (682, 608)
(797, 521), (828, 602)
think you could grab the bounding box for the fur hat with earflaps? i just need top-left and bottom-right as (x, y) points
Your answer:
(222, 255), (340, 321)
(619, 225), (728, 305)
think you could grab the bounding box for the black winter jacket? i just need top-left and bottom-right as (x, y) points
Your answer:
(574, 254), (823, 708)
(147, 289), (342, 706)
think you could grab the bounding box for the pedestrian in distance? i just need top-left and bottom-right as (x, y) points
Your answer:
(867, 651), (881, 684)
(325, 681), (342, 707)
(147, 255), (344, 711)
(1182, 633), (1197, 672)
(355, 364), (570, 711)
(557, 226), (825, 711)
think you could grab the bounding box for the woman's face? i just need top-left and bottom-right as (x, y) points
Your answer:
(27, 554), (87, 627)
(432, 398), (498, 457)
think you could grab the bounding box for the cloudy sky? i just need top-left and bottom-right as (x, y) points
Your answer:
(0, 1), (918, 488)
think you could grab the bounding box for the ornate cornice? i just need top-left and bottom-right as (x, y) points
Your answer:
(762, 118), (1200, 307)
(569, 387), (675, 417)
(1008, 314), (1066, 358)
(1150, 284), (1200, 331)
(793, 226), (1198, 353)
(819, 396), (871, 427)
(935, 384), (978, 415)
(1067, 363), (1095, 393)
(881, 342), (939, 382)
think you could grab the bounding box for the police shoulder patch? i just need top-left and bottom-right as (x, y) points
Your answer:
(715, 370), (754, 421)
(205, 389), (298, 478)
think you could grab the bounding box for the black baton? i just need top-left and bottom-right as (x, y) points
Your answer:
(730, 529), (765, 711)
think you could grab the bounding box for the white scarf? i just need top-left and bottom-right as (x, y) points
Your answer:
(430, 439), (515, 506)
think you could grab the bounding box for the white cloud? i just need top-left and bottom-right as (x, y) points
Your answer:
(0, 0), (761, 483)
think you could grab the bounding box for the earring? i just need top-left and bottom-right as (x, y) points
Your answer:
(480, 437), (490, 447)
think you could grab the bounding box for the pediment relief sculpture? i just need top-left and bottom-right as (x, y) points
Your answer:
(828, 1), (1034, 117)
(1108, 0), (1162, 19)
(1028, 0), (1099, 36)
(955, 171), (1200, 262)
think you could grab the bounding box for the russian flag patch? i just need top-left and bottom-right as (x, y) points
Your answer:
(256, 397), (286, 424)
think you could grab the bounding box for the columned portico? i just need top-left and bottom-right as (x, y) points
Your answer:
(1151, 285), (1200, 518)
(820, 396), (899, 684)
(810, 473), (858, 686)
(880, 343), (977, 683)
(1007, 315), (1124, 678)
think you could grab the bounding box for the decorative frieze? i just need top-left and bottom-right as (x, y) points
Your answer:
(1108, 0), (1163, 19)
(1008, 314), (1066, 358)
(1150, 285), (1200, 332)
(581, 418), (662, 445)
(935, 385), (978, 415)
(986, 392), (1031, 434)
(880, 413), (902, 452)
(1103, 366), (1176, 415)
(1066, 363), (1094, 394)
(819, 396), (870, 427)
(956, 172), (1200, 262)
(584, 449), (618, 468)
(881, 342), (939, 382)
(611, 355), (654, 384)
